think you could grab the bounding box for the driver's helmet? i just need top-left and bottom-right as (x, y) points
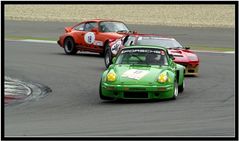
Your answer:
(100, 25), (106, 32)
(146, 53), (158, 64)
(146, 53), (165, 65)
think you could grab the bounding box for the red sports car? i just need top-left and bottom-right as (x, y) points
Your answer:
(106, 34), (199, 76)
(57, 19), (131, 56)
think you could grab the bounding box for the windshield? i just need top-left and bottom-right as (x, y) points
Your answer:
(99, 21), (129, 32)
(135, 36), (183, 49)
(124, 36), (137, 46)
(116, 48), (168, 66)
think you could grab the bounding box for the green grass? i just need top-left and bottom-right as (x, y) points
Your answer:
(188, 45), (234, 52)
(5, 35), (234, 52)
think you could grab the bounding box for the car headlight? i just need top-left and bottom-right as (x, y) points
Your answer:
(158, 72), (168, 83)
(107, 72), (117, 82)
(187, 55), (198, 61)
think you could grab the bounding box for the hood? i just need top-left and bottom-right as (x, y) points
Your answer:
(101, 32), (126, 40)
(168, 49), (198, 62)
(111, 64), (170, 85)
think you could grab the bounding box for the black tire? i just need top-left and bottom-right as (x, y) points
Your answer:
(63, 37), (77, 55)
(104, 44), (112, 68)
(99, 52), (104, 57)
(172, 81), (179, 100)
(178, 79), (185, 93)
(99, 79), (114, 100)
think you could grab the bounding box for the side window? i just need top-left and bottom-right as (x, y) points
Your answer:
(73, 23), (84, 31)
(84, 22), (97, 31)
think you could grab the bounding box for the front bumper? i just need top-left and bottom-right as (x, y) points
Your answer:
(101, 83), (174, 99)
(57, 40), (62, 47)
(185, 65), (199, 76)
(177, 63), (199, 76)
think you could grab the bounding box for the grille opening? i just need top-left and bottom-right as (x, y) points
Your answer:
(129, 87), (146, 91)
(124, 92), (148, 99)
(154, 92), (160, 97)
(188, 70), (195, 73)
(113, 92), (118, 96)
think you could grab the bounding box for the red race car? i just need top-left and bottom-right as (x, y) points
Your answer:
(57, 19), (132, 56)
(106, 34), (199, 76)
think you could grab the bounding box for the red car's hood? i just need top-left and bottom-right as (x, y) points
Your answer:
(102, 32), (127, 40)
(168, 49), (199, 63)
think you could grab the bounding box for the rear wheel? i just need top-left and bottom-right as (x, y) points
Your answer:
(172, 81), (179, 99)
(104, 44), (112, 68)
(178, 79), (185, 93)
(64, 37), (77, 55)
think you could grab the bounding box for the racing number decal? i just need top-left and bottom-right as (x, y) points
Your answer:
(122, 69), (149, 80)
(84, 32), (95, 44)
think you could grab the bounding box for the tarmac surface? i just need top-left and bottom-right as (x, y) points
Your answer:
(5, 20), (235, 48)
(4, 20), (236, 137)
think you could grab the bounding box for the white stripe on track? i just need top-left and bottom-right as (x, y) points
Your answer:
(191, 50), (235, 54)
(20, 39), (57, 44)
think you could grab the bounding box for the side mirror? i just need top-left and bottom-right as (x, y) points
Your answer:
(133, 31), (138, 34)
(112, 57), (116, 64)
(91, 27), (98, 33)
(185, 47), (190, 49)
(169, 54), (175, 60)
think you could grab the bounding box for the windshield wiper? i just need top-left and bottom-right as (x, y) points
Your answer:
(130, 63), (150, 67)
(174, 47), (183, 49)
(168, 47), (182, 50)
(117, 30), (129, 33)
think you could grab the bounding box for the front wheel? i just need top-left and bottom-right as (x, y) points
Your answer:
(104, 46), (112, 68)
(64, 37), (77, 55)
(99, 80), (114, 100)
(178, 79), (185, 93)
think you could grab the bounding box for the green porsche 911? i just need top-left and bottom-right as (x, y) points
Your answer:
(99, 45), (185, 100)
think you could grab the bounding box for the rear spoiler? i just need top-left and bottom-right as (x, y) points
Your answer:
(65, 26), (73, 33)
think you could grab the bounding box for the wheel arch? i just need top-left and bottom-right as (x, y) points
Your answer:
(104, 40), (110, 51)
(63, 36), (77, 49)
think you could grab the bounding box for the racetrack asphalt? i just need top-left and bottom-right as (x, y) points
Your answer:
(5, 20), (235, 48)
(4, 20), (236, 137)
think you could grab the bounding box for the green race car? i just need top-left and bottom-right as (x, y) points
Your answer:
(99, 45), (185, 100)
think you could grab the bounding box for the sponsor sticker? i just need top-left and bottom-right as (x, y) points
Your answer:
(84, 32), (95, 44)
(122, 69), (149, 80)
(141, 36), (173, 40)
(160, 50), (165, 55)
(93, 40), (103, 46)
(111, 40), (122, 55)
(122, 49), (164, 54)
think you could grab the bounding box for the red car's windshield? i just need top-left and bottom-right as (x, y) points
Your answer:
(124, 36), (183, 49)
(99, 21), (129, 33)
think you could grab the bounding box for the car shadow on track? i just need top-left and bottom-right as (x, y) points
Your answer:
(185, 76), (198, 78)
(100, 98), (174, 105)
